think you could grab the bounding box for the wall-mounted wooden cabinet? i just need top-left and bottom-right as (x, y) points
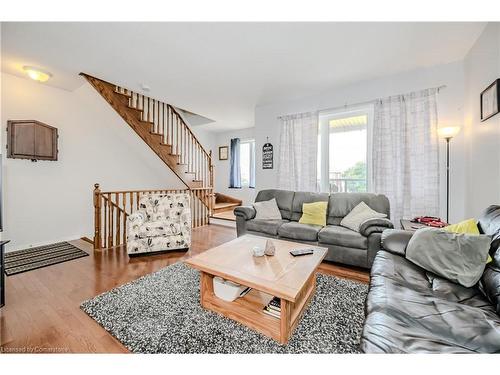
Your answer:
(7, 120), (58, 161)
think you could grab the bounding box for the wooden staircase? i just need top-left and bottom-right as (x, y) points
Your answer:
(82, 73), (217, 250)
(81, 73), (214, 192)
(213, 193), (242, 214)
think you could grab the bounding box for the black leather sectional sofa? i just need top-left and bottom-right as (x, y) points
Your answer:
(361, 206), (500, 353)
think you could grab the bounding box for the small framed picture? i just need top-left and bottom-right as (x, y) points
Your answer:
(218, 146), (228, 160)
(480, 79), (500, 122)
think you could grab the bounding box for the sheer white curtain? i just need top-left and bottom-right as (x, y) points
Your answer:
(278, 112), (319, 191)
(373, 88), (439, 226)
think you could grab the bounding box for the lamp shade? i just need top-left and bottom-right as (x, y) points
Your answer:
(438, 126), (461, 139)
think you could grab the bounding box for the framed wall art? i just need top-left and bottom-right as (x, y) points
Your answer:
(480, 79), (500, 122)
(218, 146), (229, 160)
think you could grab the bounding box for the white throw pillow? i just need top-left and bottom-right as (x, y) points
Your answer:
(253, 198), (282, 220)
(340, 201), (386, 232)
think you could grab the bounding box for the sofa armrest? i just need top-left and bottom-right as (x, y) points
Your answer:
(234, 206), (256, 220)
(179, 208), (192, 247)
(381, 229), (414, 256)
(128, 211), (146, 225)
(234, 206), (255, 237)
(359, 218), (394, 236)
(127, 211), (146, 240)
(180, 208), (192, 232)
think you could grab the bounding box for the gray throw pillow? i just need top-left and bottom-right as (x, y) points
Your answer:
(253, 198), (282, 220)
(406, 228), (491, 287)
(340, 201), (387, 232)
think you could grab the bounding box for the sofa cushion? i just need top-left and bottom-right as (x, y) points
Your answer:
(246, 219), (289, 236)
(318, 225), (368, 249)
(278, 222), (322, 241)
(361, 251), (500, 353)
(291, 192), (329, 221)
(327, 193), (390, 226)
(255, 189), (295, 220)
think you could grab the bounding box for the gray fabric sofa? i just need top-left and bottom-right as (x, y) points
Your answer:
(234, 189), (393, 269)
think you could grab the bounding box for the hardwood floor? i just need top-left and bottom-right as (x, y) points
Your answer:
(0, 224), (368, 353)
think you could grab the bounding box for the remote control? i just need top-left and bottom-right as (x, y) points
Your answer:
(290, 248), (314, 257)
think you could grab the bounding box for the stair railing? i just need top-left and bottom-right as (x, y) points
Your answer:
(93, 183), (213, 250)
(115, 86), (213, 189)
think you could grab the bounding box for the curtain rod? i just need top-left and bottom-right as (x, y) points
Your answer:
(277, 85), (447, 120)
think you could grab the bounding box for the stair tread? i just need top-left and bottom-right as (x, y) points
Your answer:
(214, 202), (241, 209)
(115, 91), (132, 98)
(126, 106), (142, 112)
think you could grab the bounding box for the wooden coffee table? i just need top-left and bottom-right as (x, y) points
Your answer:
(185, 234), (327, 344)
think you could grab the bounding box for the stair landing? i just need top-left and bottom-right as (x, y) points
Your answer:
(210, 192), (242, 221)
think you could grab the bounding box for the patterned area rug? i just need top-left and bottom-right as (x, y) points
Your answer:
(5, 242), (89, 276)
(81, 262), (368, 353)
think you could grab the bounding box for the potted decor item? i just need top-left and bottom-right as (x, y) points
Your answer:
(252, 245), (265, 257)
(265, 239), (276, 256)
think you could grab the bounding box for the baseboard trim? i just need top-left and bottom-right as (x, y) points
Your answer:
(209, 218), (236, 228)
(80, 237), (94, 245)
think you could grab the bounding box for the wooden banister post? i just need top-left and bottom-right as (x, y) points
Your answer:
(209, 150), (214, 217)
(209, 150), (214, 188)
(93, 183), (102, 250)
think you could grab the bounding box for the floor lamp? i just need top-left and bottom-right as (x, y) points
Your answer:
(437, 126), (461, 223)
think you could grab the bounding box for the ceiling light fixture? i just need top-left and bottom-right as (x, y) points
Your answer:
(23, 66), (52, 82)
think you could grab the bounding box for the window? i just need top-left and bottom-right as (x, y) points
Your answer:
(240, 139), (255, 188)
(317, 106), (373, 193)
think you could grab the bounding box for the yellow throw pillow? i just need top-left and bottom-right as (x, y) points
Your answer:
(443, 218), (480, 235)
(299, 201), (328, 227)
(443, 218), (492, 263)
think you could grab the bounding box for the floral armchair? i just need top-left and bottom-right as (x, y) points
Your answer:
(126, 193), (191, 255)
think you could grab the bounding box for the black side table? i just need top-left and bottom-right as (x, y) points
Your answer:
(0, 240), (9, 308)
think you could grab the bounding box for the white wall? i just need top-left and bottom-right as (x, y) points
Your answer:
(255, 61), (467, 222)
(463, 23), (500, 218)
(190, 126), (217, 158)
(213, 127), (256, 205)
(1, 73), (187, 251)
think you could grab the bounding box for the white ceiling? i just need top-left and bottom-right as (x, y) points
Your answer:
(1, 22), (486, 131)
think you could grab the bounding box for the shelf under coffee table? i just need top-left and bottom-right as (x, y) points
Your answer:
(185, 235), (327, 344)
